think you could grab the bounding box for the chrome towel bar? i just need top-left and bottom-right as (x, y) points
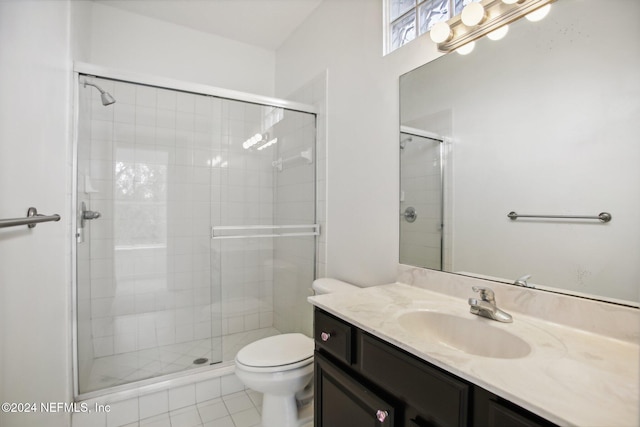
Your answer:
(0, 207), (61, 229)
(212, 224), (320, 239)
(507, 211), (612, 223)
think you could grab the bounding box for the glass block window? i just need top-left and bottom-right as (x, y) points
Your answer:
(386, 0), (481, 54)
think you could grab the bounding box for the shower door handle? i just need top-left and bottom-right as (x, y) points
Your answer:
(82, 210), (101, 220)
(402, 207), (417, 223)
(80, 201), (101, 228)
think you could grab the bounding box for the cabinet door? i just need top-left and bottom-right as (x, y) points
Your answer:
(315, 351), (396, 427)
(359, 333), (469, 427)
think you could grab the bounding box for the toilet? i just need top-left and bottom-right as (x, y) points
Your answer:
(234, 278), (358, 427)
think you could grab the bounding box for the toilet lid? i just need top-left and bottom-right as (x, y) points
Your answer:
(236, 333), (313, 368)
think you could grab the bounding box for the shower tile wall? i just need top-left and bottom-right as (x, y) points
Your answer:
(78, 78), (282, 393)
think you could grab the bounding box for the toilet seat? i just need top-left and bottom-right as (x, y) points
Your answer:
(235, 333), (313, 373)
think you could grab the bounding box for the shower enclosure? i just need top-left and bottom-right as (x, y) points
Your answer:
(74, 73), (317, 396)
(399, 129), (444, 270)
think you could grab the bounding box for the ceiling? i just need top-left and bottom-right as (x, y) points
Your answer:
(93, 0), (323, 50)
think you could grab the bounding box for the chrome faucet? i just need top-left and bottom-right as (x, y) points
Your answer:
(468, 286), (513, 323)
(513, 274), (533, 288)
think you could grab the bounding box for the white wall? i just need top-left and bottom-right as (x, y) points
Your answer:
(275, 0), (443, 286)
(0, 1), (72, 426)
(84, 2), (276, 97)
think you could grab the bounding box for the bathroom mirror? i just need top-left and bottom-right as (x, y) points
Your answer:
(399, 0), (640, 305)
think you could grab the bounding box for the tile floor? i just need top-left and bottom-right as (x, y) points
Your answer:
(126, 389), (262, 427)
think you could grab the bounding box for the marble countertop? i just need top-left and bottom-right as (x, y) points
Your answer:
(308, 283), (639, 427)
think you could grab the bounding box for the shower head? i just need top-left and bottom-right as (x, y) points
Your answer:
(83, 79), (116, 106)
(100, 91), (116, 106)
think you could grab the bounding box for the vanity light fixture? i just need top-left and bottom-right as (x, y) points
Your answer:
(456, 41), (476, 55)
(430, 22), (453, 44)
(525, 3), (551, 21)
(430, 0), (554, 53)
(461, 3), (487, 27)
(487, 24), (509, 40)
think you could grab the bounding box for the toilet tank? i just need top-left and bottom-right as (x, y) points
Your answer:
(312, 278), (359, 295)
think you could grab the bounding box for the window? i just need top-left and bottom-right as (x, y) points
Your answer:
(386, 0), (481, 54)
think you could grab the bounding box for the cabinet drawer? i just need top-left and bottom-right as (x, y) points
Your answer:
(315, 351), (396, 427)
(359, 333), (469, 427)
(314, 308), (353, 365)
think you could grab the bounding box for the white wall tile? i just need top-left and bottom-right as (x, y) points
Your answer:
(136, 86), (157, 107)
(114, 103), (135, 124)
(93, 336), (114, 357)
(157, 90), (177, 110)
(113, 82), (137, 104)
(176, 93), (195, 113)
(114, 333), (137, 354)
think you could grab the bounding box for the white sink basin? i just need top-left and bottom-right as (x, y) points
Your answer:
(397, 310), (532, 359)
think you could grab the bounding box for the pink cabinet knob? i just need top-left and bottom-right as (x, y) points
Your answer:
(376, 409), (389, 422)
(320, 332), (331, 341)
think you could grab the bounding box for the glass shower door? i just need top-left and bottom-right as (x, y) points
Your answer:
(210, 100), (317, 359)
(75, 76), (222, 395)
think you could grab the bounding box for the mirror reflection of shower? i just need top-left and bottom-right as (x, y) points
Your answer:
(81, 77), (116, 106)
(399, 127), (445, 271)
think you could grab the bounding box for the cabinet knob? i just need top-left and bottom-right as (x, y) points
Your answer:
(376, 409), (389, 422)
(320, 331), (331, 342)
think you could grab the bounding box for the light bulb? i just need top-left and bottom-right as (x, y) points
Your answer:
(461, 3), (486, 27)
(430, 22), (452, 44)
(502, 0), (522, 4)
(525, 4), (551, 22)
(456, 41), (475, 55)
(487, 25), (509, 41)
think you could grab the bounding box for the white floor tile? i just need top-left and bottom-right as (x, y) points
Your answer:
(139, 413), (171, 427)
(169, 406), (202, 427)
(72, 410), (107, 427)
(202, 415), (234, 427)
(231, 407), (261, 427)
(91, 383), (307, 427)
(197, 398), (229, 423)
(246, 389), (262, 409)
(222, 392), (254, 414)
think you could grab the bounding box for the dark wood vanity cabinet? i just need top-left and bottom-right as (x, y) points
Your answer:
(314, 308), (558, 427)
